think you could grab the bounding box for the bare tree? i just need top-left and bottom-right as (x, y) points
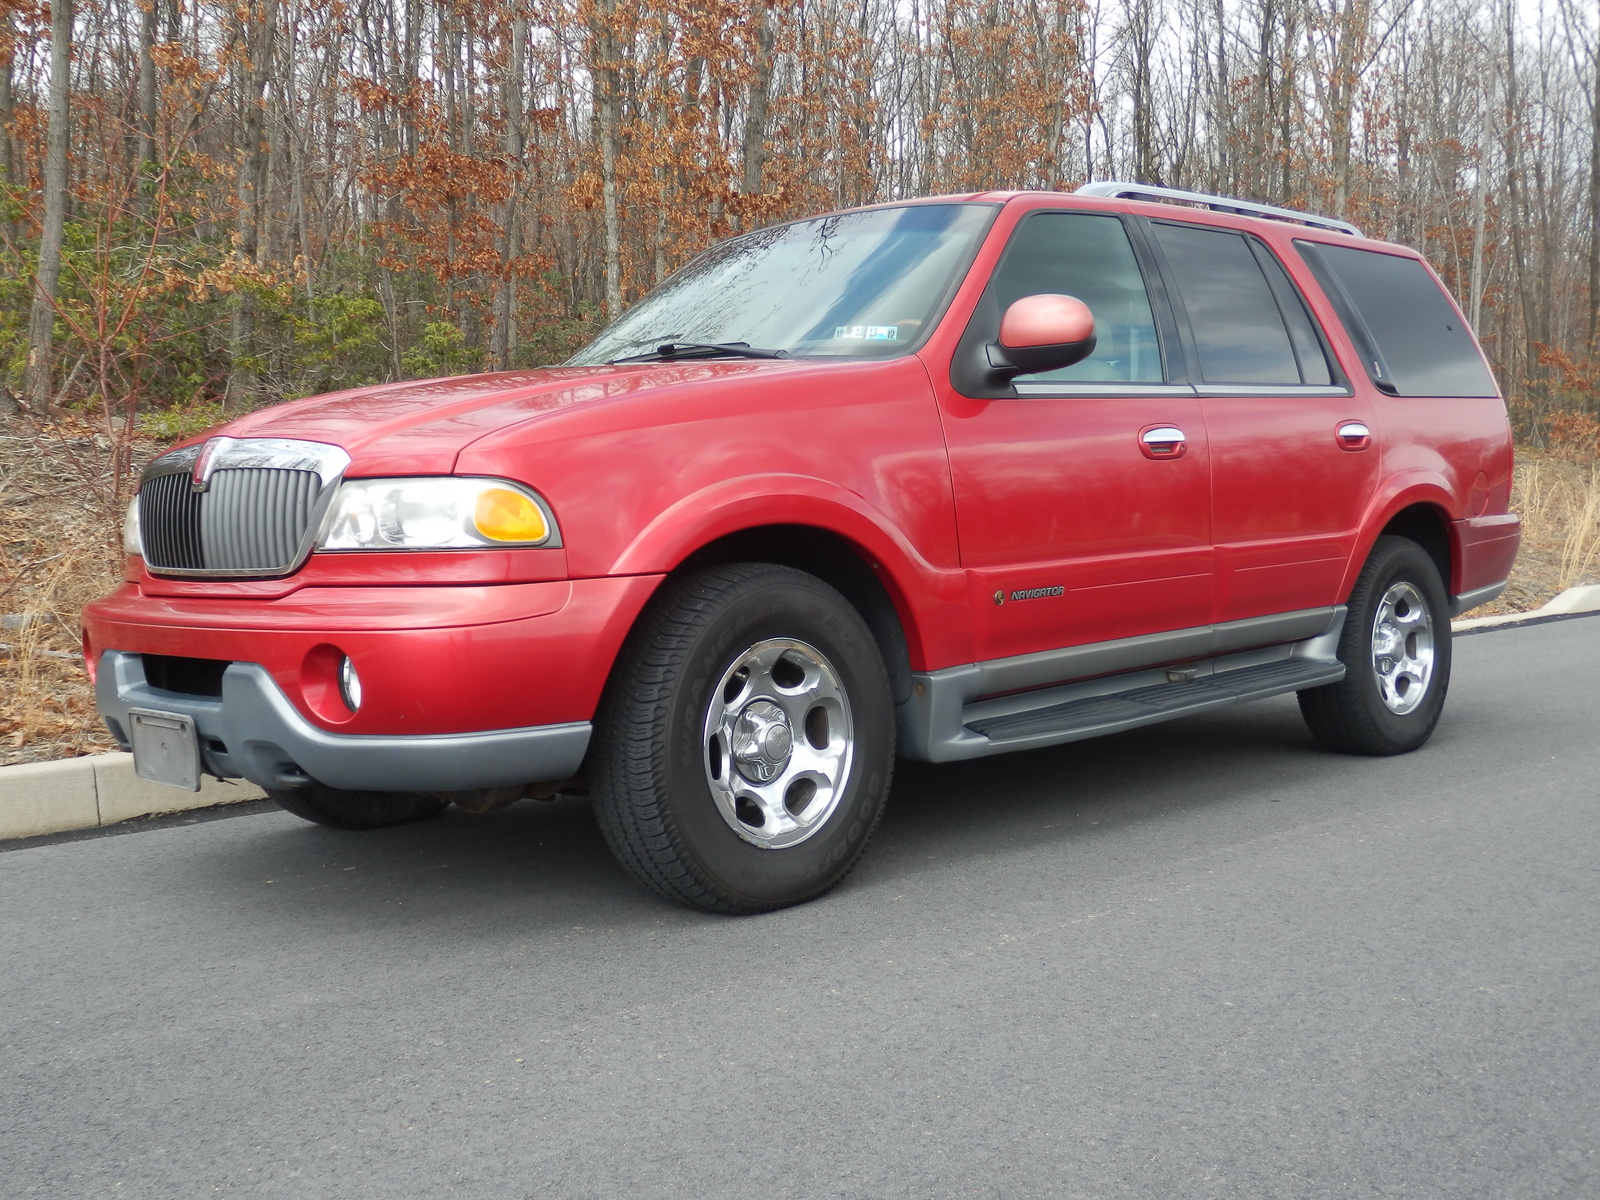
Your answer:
(23, 0), (73, 415)
(226, 0), (281, 409)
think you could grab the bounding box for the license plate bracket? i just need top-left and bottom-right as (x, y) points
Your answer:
(128, 708), (202, 792)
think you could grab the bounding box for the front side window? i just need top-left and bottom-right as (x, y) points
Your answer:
(1153, 223), (1308, 385)
(986, 212), (1164, 383)
(568, 203), (995, 365)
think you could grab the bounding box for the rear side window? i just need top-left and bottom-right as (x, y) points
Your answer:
(1152, 223), (1325, 386)
(1253, 246), (1333, 385)
(1294, 241), (1497, 397)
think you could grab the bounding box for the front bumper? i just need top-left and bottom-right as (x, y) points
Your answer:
(96, 650), (590, 792)
(82, 573), (664, 793)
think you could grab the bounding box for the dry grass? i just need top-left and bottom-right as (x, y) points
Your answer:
(1, 413), (153, 765)
(1469, 452), (1600, 615)
(1, 414), (1596, 765)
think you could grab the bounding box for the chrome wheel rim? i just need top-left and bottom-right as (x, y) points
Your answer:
(1371, 581), (1435, 715)
(703, 638), (854, 849)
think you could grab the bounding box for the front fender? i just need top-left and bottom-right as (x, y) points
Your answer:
(607, 474), (973, 669)
(607, 475), (922, 574)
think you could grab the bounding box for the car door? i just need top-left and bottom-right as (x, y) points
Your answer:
(1146, 220), (1379, 624)
(933, 209), (1213, 667)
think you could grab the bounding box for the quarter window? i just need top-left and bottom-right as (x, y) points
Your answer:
(1295, 241), (1497, 397)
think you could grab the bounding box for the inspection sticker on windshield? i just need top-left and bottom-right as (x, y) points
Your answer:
(833, 325), (898, 341)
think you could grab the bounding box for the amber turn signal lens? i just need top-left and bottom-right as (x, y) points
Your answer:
(473, 487), (548, 543)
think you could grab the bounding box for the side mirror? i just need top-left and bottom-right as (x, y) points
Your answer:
(987, 294), (1097, 379)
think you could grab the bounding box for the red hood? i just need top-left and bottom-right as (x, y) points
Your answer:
(217, 362), (788, 475)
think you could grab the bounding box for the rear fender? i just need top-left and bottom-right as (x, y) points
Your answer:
(1341, 472), (1456, 599)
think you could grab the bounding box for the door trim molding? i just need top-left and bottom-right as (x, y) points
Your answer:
(974, 605), (1337, 696)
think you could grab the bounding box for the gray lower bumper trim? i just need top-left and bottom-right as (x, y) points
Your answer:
(96, 651), (591, 793)
(1451, 581), (1508, 617)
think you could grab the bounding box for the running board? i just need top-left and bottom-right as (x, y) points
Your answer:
(966, 657), (1343, 744)
(897, 609), (1348, 763)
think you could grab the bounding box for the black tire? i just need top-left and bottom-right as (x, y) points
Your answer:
(592, 563), (895, 913)
(1298, 534), (1452, 755)
(267, 784), (447, 830)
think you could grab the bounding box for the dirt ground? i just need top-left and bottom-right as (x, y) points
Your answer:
(3, 413), (1597, 766)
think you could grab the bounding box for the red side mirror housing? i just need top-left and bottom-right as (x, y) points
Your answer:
(988, 294), (1097, 378)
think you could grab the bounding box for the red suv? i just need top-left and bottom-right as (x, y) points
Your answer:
(84, 183), (1520, 912)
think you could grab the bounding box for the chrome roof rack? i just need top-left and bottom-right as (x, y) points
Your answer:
(1074, 181), (1361, 237)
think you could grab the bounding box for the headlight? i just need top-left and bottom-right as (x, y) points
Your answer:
(317, 477), (560, 551)
(123, 495), (142, 556)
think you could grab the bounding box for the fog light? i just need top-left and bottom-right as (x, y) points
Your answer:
(339, 655), (362, 712)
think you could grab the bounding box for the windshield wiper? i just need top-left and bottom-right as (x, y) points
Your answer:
(608, 341), (790, 364)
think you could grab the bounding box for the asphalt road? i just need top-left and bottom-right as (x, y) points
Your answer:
(3, 617), (1597, 1199)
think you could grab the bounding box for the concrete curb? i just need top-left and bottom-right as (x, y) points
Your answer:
(1452, 583), (1600, 631)
(0, 752), (264, 842)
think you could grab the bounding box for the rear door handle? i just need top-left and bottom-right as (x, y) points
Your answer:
(1140, 425), (1187, 460)
(1336, 420), (1372, 451)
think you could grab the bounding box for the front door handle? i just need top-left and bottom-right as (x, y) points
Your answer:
(1140, 425), (1187, 460)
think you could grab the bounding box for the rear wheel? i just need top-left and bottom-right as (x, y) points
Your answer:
(267, 784), (447, 830)
(592, 563), (894, 913)
(1298, 534), (1452, 755)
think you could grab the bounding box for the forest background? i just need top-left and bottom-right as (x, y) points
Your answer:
(4, 0), (1600, 445)
(4, 0), (1600, 762)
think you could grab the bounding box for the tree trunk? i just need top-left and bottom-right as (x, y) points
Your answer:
(1124, 0), (1159, 185)
(1328, 0), (1363, 216)
(740, 1), (778, 207)
(1, 9), (17, 194)
(1468, 83), (1489, 331)
(1589, 20), (1600, 352)
(493, 16), (527, 369)
(1278, 2), (1297, 201)
(137, 0), (158, 177)
(1249, 0), (1277, 198)
(1501, 0), (1543, 441)
(1212, 0), (1230, 191)
(591, 0), (624, 318)
(24, 0), (74, 415)
(0, 8), (16, 248)
(227, 0), (280, 410)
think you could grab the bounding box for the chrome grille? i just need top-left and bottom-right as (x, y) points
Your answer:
(138, 470), (204, 570)
(140, 468), (319, 574)
(136, 437), (350, 578)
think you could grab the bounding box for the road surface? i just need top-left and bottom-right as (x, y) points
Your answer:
(3, 616), (1597, 1198)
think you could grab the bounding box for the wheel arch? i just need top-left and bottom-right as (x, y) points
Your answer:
(1345, 476), (1458, 601)
(673, 524), (917, 706)
(606, 476), (960, 702)
(1379, 503), (1453, 595)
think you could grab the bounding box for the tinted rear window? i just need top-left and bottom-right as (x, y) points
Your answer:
(1295, 241), (1497, 397)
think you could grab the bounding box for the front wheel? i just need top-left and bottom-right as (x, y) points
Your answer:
(1298, 534), (1453, 755)
(592, 563), (894, 913)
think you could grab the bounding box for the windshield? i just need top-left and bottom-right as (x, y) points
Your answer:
(567, 203), (996, 365)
